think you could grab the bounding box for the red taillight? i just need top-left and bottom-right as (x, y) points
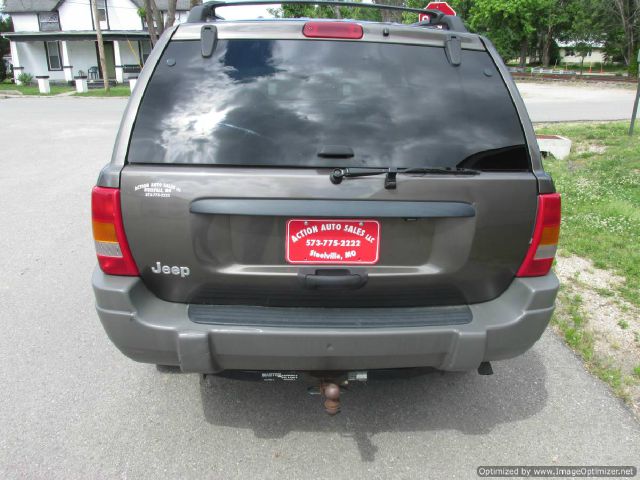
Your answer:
(517, 193), (561, 277)
(302, 21), (363, 39)
(91, 186), (139, 276)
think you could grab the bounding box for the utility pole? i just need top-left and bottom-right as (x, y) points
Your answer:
(629, 50), (640, 136)
(91, 0), (110, 92)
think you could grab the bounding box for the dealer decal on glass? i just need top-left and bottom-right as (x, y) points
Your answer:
(286, 219), (380, 265)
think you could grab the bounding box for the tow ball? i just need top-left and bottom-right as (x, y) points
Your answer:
(313, 371), (367, 415)
(320, 382), (341, 415)
(310, 379), (352, 415)
(211, 369), (367, 415)
(209, 366), (493, 415)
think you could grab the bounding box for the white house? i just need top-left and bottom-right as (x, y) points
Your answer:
(1, 0), (190, 84)
(557, 40), (607, 65)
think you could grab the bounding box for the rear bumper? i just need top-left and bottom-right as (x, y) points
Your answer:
(92, 268), (559, 373)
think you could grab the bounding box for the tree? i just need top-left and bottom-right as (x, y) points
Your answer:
(91, 0), (110, 91)
(0, 16), (13, 50)
(574, 40), (593, 72)
(0, 16), (14, 80)
(165, 0), (178, 28)
(372, 0), (404, 23)
(469, 0), (555, 67)
(141, 3), (158, 45)
(559, 0), (605, 61)
(540, 0), (573, 66)
(141, 0), (180, 46)
(152, 1), (164, 35)
(611, 0), (640, 73)
(561, 0), (639, 75)
(275, 0), (382, 22)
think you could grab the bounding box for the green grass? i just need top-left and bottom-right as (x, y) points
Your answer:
(0, 81), (75, 96)
(536, 122), (640, 307)
(552, 290), (635, 403)
(542, 122), (640, 409)
(554, 291), (594, 360)
(0, 80), (131, 97)
(594, 287), (615, 297)
(74, 86), (131, 97)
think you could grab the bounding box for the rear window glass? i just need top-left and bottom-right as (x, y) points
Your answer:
(128, 38), (529, 170)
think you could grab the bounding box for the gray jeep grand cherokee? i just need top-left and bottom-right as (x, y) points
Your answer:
(92, 1), (560, 392)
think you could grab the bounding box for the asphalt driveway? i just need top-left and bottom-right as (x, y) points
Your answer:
(0, 97), (638, 479)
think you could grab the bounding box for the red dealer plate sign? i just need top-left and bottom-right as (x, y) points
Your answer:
(286, 219), (381, 265)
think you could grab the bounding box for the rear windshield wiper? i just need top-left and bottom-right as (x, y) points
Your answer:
(329, 167), (480, 190)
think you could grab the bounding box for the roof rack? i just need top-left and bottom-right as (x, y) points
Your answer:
(186, 0), (468, 32)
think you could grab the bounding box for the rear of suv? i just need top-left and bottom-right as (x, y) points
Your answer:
(92, 1), (560, 379)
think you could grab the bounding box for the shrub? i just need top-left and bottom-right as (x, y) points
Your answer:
(17, 72), (33, 85)
(0, 62), (6, 82)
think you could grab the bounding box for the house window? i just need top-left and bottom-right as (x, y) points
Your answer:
(45, 41), (62, 71)
(38, 12), (61, 32)
(96, 0), (107, 22)
(141, 17), (160, 31)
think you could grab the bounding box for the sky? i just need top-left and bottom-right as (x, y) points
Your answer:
(217, 4), (278, 19)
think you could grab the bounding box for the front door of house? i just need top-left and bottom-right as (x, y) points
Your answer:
(96, 41), (116, 80)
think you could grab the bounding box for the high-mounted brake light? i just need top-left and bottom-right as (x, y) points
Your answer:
(517, 193), (561, 277)
(91, 186), (139, 276)
(302, 21), (363, 39)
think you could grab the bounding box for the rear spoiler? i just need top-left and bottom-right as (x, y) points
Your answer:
(186, 0), (468, 33)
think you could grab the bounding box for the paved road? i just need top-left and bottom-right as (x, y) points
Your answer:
(0, 97), (639, 479)
(517, 82), (637, 122)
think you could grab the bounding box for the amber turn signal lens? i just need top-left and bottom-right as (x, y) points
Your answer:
(539, 224), (560, 246)
(92, 220), (118, 243)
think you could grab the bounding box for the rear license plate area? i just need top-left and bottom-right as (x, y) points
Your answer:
(286, 219), (380, 265)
